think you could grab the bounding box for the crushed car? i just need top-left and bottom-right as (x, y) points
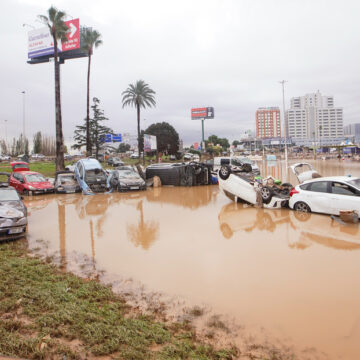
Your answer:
(0, 172), (27, 241)
(74, 158), (109, 194)
(54, 171), (81, 194)
(218, 164), (292, 208)
(9, 162), (54, 195)
(107, 166), (146, 192)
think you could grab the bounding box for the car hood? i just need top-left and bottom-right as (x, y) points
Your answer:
(119, 177), (145, 185)
(0, 204), (24, 219)
(27, 181), (54, 189)
(0, 200), (26, 214)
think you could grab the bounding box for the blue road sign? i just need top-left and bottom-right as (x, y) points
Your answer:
(112, 134), (122, 142)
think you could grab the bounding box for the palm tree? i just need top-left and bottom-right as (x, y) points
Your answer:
(81, 28), (103, 156)
(38, 6), (68, 171)
(122, 80), (156, 158)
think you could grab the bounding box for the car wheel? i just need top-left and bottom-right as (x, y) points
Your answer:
(219, 165), (231, 180)
(261, 186), (273, 204)
(294, 201), (311, 213)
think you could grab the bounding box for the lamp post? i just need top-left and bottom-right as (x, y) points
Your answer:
(21, 91), (26, 139)
(279, 80), (288, 163)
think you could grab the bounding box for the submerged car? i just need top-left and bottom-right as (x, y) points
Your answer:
(107, 167), (146, 192)
(74, 158), (108, 194)
(0, 173), (27, 240)
(9, 162), (54, 195)
(289, 176), (360, 217)
(54, 171), (81, 194)
(218, 165), (291, 209)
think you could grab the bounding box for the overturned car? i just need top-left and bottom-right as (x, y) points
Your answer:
(0, 172), (27, 241)
(145, 162), (215, 186)
(218, 164), (292, 209)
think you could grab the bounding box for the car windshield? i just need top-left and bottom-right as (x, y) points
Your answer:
(118, 170), (138, 179)
(25, 174), (46, 182)
(0, 189), (20, 201)
(348, 179), (360, 189)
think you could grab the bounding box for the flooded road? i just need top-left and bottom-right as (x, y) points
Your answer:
(24, 160), (360, 359)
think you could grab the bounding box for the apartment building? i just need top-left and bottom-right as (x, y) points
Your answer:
(286, 91), (343, 142)
(256, 107), (281, 138)
(344, 123), (360, 142)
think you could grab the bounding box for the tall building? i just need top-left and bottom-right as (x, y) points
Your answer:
(286, 91), (343, 143)
(256, 107), (281, 138)
(344, 123), (360, 142)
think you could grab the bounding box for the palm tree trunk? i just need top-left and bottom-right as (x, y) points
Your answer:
(137, 103), (141, 159)
(86, 53), (91, 156)
(53, 36), (65, 171)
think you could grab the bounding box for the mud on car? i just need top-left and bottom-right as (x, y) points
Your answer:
(0, 172), (27, 241)
(54, 171), (81, 194)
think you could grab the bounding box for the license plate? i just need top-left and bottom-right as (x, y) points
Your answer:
(9, 228), (23, 234)
(66, 190), (75, 193)
(130, 186), (139, 190)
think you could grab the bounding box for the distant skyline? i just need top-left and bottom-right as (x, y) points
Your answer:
(1, 0), (360, 147)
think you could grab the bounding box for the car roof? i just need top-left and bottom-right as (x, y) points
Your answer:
(78, 158), (102, 170)
(302, 176), (360, 185)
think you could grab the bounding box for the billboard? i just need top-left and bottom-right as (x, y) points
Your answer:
(144, 134), (157, 152)
(191, 107), (214, 120)
(28, 18), (80, 59)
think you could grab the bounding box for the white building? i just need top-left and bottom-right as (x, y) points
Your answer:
(286, 91), (344, 143)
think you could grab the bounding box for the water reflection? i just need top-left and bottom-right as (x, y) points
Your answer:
(218, 202), (360, 250)
(126, 200), (159, 250)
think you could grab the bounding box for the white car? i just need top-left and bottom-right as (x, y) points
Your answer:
(289, 176), (360, 217)
(130, 153), (139, 159)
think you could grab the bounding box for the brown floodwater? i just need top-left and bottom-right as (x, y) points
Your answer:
(24, 159), (360, 359)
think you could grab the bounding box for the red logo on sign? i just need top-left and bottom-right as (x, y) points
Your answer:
(63, 18), (80, 52)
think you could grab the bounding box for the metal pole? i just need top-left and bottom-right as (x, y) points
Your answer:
(201, 119), (205, 145)
(22, 91), (26, 139)
(4, 120), (7, 144)
(279, 81), (288, 163)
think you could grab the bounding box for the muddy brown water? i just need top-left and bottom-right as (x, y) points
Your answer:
(24, 159), (360, 359)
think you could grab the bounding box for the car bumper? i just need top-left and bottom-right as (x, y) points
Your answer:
(27, 188), (55, 195)
(0, 225), (27, 241)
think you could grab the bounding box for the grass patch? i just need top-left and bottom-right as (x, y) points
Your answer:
(0, 240), (238, 359)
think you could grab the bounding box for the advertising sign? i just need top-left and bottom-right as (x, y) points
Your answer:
(191, 107), (214, 120)
(28, 18), (80, 59)
(193, 142), (199, 149)
(144, 134), (157, 152)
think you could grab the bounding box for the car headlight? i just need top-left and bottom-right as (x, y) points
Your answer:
(28, 185), (36, 190)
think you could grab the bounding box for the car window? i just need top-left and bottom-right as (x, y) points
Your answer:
(13, 173), (24, 182)
(331, 182), (357, 196)
(0, 189), (20, 201)
(220, 159), (230, 165)
(308, 181), (329, 193)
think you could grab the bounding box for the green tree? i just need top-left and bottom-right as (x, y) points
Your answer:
(73, 97), (113, 158)
(117, 143), (131, 153)
(38, 6), (68, 171)
(232, 140), (240, 147)
(33, 131), (42, 154)
(122, 80), (156, 158)
(144, 122), (179, 154)
(81, 27), (103, 156)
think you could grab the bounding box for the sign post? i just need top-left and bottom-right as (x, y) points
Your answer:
(191, 107), (214, 152)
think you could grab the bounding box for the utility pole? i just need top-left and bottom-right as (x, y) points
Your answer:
(279, 80), (288, 163)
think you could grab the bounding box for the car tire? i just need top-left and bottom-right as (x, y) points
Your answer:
(219, 165), (231, 180)
(294, 201), (311, 213)
(261, 186), (273, 204)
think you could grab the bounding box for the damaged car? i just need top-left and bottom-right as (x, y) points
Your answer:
(54, 171), (81, 194)
(145, 162), (214, 186)
(9, 162), (54, 195)
(218, 164), (292, 208)
(107, 166), (146, 192)
(0, 172), (27, 241)
(74, 158), (109, 194)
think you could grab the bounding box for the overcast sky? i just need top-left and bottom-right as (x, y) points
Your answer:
(1, 0), (360, 147)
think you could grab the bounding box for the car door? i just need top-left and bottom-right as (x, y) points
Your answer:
(11, 173), (24, 192)
(305, 181), (331, 214)
(330, 181), (360, 215)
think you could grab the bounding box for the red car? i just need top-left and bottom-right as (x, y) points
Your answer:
(9, 162), (54, 195)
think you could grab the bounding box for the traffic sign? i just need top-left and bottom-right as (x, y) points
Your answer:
(63, 19), (80, 52)
(112, 134), (122, 142)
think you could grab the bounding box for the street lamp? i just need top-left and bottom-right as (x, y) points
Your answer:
(21, 91), (26, 139)
(279, 80), (288, 163)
